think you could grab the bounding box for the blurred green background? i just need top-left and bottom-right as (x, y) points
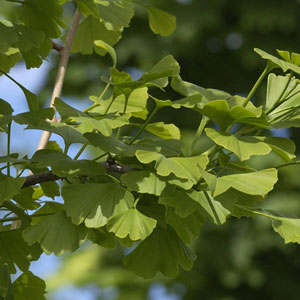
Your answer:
(3, 0), (300, 299)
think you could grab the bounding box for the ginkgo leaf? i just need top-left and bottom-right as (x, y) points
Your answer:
(254, 48), (300, 74)
(166, 208), (203, 243)
(76, 0), (100, 18)
(73, 113), (131, 136)
(121, 170), (166, 196)
(205, 128), (272, 161)
(107, 208), (157, 240)
(96, 0), (134, 31)
(94, 40), (116, 67)
(0, 48), (20, 73)
(31, 149), (105, 177)
(0, 21), (18, 53)
(1, 72), (39, 111)
(12, 271), (46, 300)
(255, 136), (296, 161)
(91, 87), (148, 119)
(62, 183), (134, 228)
(145, 5), (176, 36)
(214, 168), (278, 197)
(145, 122), (180, 139)
(13, 108), (55, 126)
(136, 150), (209, 183)
(123, 226), (196, 279)
(70, 16), (121, 55)
(0, 177), (25, 205)
(22, 211), (87, 256)
(26, 121), (86, 147)
(0, 264), (12, 300)
(0, 229), (42, 274)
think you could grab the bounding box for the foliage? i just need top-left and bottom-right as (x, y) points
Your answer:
(1, 0), (300, 298)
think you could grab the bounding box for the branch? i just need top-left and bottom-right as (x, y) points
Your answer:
(22, 162), (138, 188)
(36, 9), (81, 151)
(52, 41), (64, 53)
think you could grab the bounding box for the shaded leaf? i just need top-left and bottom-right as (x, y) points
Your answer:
(12, 271), (46, 300)
(0, 229), (42, 274)
(23, 211), (87, 256)
(62, 183), (134, 228)
(0, 177), (25, 205)
(123, 226), (196, 279)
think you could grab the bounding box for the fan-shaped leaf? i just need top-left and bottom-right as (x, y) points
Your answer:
(107, 208), (157, 240)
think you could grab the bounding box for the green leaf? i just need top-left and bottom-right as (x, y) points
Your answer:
(121, 170), (166, 196)
(145, 5), (176, 36)
(26, 121), (86, 147)
(94, 40), (116, 67)
(0, 48), (20, 73)
(201, 100), (267, 130)
(107, 208), (157, 240)
(159, 188), (205, 218)
(166, 209), (203, 243)
(54, 97), (86, 120)
(145, 122), (180, 139)
(277, 49), (300, 65)
(0, 21), (18, 53)
(136, 150), (209, 184)
(0, 229), (42, 274)
(13, 187), (40, 210)
(87, 228), (115, 248)
(123, 226), (196, 279)
(70, 16), (121, 55)
(96, 0), (134, 31)
(213, 168), (278, 197)
(254, 48), (300, 74)
(16, 0), (64, 38)
(171, 75), (232, 100)
(0, 72), (39, 111)
(13, 108), (55, 126)
(91, 87), (148, 119)
(0, 177), (25, 205)
(12, 271), (46, 300)
(62, 183), (134, 228)
(266, 73), (298, 110)
(205, 128), (272, 161)
(76, 0), (100, 18)
(31, 149), (105, 176)
(23, 211), (87, 256)
(73, 113), (131, 136)
(40, 181), (60, 200)
(255, 136), (296, 161)
(0, 264), (13, 300)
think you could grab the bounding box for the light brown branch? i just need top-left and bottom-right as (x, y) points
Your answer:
(36, 9), (81, 151)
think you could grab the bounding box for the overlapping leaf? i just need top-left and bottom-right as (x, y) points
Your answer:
(123, 226), (196, 279)
(23, 211), (87, 256)
(121, 170), (166, 196)
(12, 271), (46, 300)
(136, 150), (209, 183)
(0, 177), (25, 205)
(205, 128), (272, 161)
(62, 183), (134, 228)
(145, 122), (180, 139)
(0, 229), (42, 274)
(107, 208), (157, 240)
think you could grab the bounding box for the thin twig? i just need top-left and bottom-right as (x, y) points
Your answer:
(36, 9), (81, 151)
(52, 41), (64, 53)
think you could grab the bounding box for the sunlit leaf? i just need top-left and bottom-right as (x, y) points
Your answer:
(121, 170), (166, 196)
(95, 0), (134, 31)
(214, 168), (278, 197)
(145, 122), (180, 139)
(0, 177), (25, 205)
(107, 208), (157, 240)
(136, 150), (209, 183)
(205, 128), (272, 161)
(94, 40), (117, 67)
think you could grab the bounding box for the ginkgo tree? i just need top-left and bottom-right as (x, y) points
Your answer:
(1, 0), (300, 299)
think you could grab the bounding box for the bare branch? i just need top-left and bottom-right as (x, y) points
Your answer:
(36, 9), (81, 151)
(52, 41), (64, 53)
